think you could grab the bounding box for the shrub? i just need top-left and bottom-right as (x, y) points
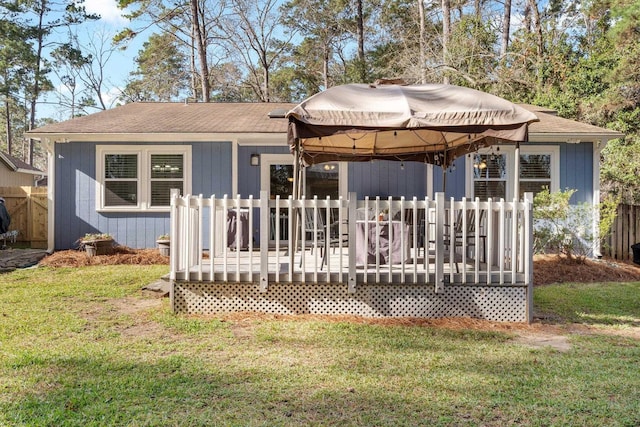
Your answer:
(533, 188), (618, 263)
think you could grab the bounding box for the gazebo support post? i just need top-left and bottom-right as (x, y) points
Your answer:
(290, 145), (302, 268)
(514, 142), (520, 200)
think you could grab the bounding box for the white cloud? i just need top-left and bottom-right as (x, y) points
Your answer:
(102, 86), (125, 108)
(85, 0), (128, 26)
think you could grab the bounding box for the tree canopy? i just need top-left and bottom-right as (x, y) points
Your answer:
(0, 0), (639, 203)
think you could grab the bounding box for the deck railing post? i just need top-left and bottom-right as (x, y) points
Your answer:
(524, 192), (534, 323)
(348, 192), (357, 293)
(259, 190), (269, 292)
(169, 188), (180, 304)
(435, 192), (445, 293)
(169, 189), (179, 281)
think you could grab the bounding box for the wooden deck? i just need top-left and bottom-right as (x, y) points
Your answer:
(169, 192), (534, 322)
(174, 246), (526, 287)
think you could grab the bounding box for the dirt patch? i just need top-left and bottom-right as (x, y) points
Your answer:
(512, 331), (572, 352)
(230, 322), (256, 339)
(110, 296), (163, 315)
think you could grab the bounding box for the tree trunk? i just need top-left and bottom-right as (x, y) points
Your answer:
(419, 0), (426, 84)
(356, 0), (366, 82)
(28, 0), (47, 166)
(500, 0), (512, 60)
(190, 0), (210, 102)
(527, 0), (544, 92)
(190, 24), (198, 100)
(263, 59), (270, 102)
(441, 0), (450, 84)
(527, 0), (544, 58)
(4, 96), (12, 156)
(523, 2), (531, 32)
(474, 0), (482, 17)
(323, 46), (330, 89)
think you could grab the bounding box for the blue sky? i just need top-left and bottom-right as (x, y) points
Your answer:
(38, 0), (143, 121)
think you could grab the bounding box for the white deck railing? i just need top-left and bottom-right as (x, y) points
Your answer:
(170, 191), (533, 293)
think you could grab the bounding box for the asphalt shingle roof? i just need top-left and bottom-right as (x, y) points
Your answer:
(520, 104), (622, 138)
(30, 102), (295, 135)
(28, 101), (623, 141)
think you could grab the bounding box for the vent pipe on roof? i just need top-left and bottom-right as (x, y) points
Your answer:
(268, 108), (288, 118)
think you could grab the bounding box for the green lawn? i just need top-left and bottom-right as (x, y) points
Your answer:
(1, 266), (639, 426)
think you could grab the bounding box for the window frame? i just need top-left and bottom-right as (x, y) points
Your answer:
(96, 145), (191, 212)
(465, 145), (559, 200)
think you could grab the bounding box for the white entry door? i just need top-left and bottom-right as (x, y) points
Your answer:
(260, 154), (346, 242)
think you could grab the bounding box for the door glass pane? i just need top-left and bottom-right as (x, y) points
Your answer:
(270, 164), (294, 199)
(305, 163), (339, 199)
(269, 164), (294, 241)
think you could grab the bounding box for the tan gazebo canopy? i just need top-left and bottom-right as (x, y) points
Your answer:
(287, 83), (539, 168)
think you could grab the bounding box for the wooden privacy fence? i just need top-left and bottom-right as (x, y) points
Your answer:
(602, 204), (640, 261)
(0, 186), (48, 248)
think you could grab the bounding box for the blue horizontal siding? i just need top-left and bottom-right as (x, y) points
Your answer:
(560, 142), (593, 204)
(55, 141), (232, 250)
(349, 160), (428, 199)
(55, 140), (596, 250)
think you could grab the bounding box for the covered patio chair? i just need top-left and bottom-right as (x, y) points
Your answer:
(444, 209), (487, 272)
(299, 208), (344, 270)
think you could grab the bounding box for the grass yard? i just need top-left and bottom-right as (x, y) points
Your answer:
(1, 265), (639, 426)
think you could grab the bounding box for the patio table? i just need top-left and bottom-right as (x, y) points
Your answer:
(355, 220), (409, 265)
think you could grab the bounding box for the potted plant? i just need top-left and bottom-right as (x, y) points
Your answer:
(156, 234), (170, 256)
(78, 233), (114, 256)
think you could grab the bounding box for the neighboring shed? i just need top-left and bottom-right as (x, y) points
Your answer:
(0, 152), (46, 187)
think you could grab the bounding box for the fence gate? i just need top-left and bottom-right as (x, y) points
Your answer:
(602, 203), (640, 262)
(0, 186), (48, 248)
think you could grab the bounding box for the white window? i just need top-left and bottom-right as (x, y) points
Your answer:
(519, 153), (553, 198)
(96, 145), (191, 212)
(466, 145), (559, 200)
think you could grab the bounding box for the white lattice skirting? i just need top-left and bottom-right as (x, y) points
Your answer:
(172, 282), (528, 322)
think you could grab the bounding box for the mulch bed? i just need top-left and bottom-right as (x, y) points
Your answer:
(533, 254), (640, 286)
(39, 246), (169, 268)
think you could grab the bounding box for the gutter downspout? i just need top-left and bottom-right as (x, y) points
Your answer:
(43, 138), (55, 254)
(592, 139), (604, 258)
